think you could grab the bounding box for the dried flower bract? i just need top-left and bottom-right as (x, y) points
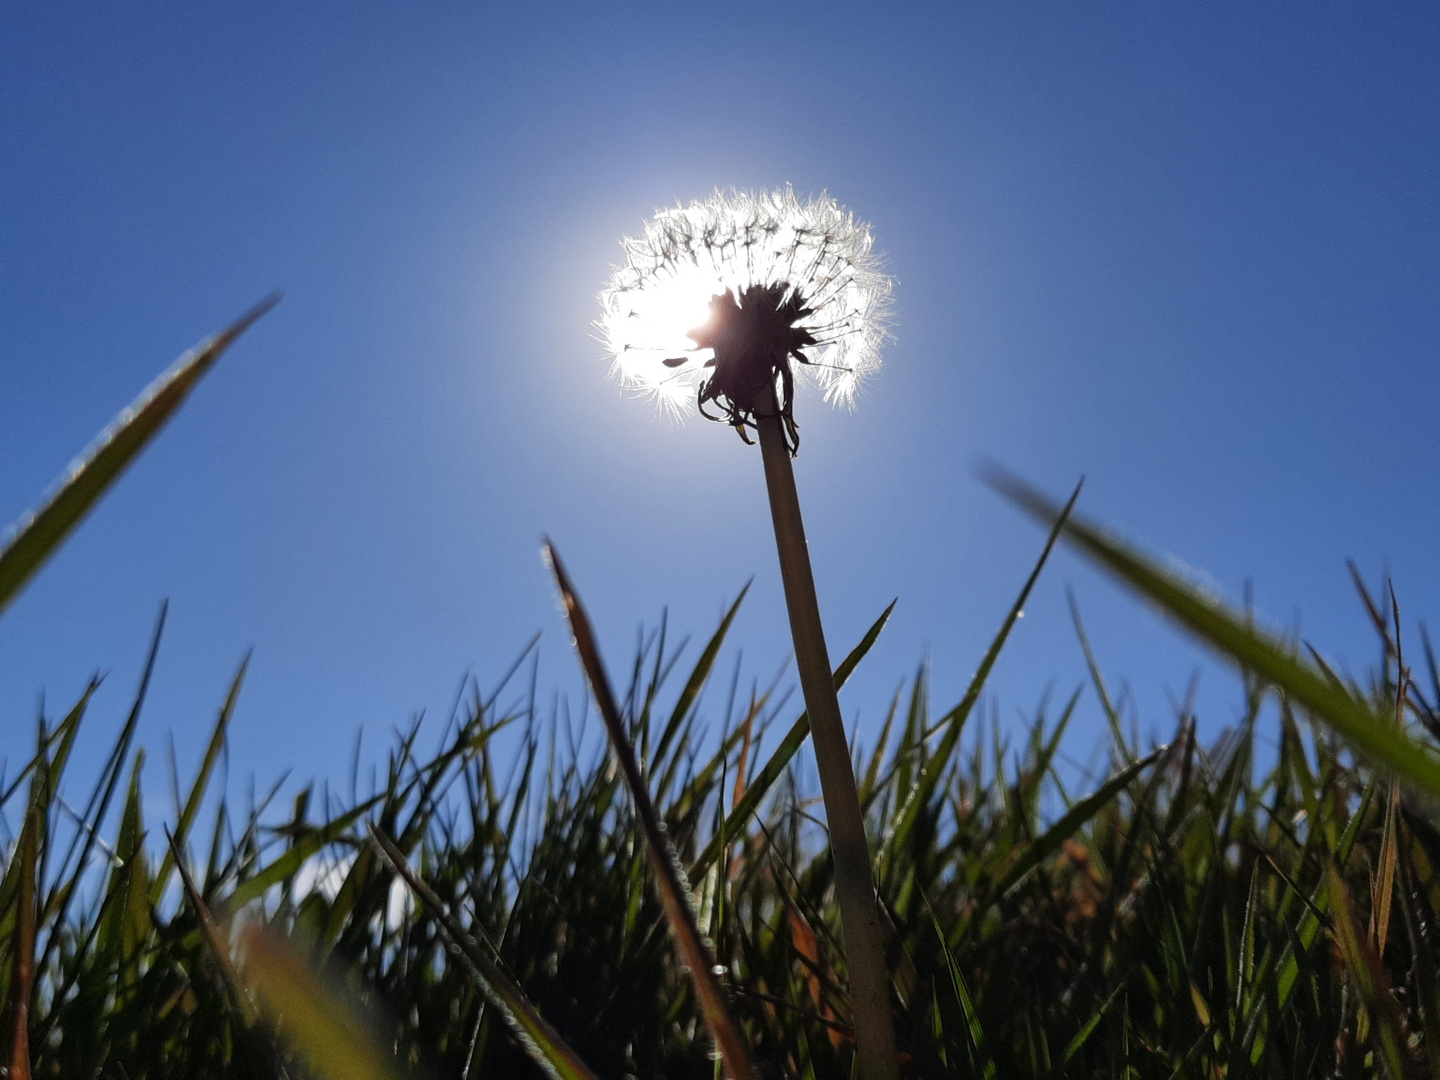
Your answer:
(599, 188), (890, 452)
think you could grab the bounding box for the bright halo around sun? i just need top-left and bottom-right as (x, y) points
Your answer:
(600, 260), (726, 409)
(598, 187), (891, 416)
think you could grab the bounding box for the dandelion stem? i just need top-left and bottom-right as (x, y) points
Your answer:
(755, 388), (900, 1080)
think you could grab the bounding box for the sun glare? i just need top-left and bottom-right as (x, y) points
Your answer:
(609, 261), (723, 360)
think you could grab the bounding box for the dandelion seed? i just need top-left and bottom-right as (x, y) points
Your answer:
(599, 187), (891, 453)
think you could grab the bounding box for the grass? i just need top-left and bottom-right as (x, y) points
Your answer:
(5, 547), (1439, 1078)
(4, 308), (1440, 1078)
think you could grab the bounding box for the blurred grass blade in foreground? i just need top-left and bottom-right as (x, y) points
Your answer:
(545, 539), (760, 1080)
(239, 925), (400, 1080)
(986, 464), (1440, 799)
(0, 293), (280, 615)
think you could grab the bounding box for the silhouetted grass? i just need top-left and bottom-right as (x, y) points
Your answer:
(4, 308), (1440, 1078)
(4, 549), (1438, 1078)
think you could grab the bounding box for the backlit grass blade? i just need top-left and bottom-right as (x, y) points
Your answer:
(691, 600), (896, 879)
(34, 605), (165, 983)
(988, 467), (1440, 800)
(151, 651), (248, 906)
(654, 582), (750, 768)
(0, 293), (280, 615)
(1269, 780), (1375, 1018)
(166, 828), (257, 1025)
(545, 540), (759, 1080)
(1326, 865), (1409, 1079)
(991, 745), (1163, 899)
(1069, 589), (1135, 767)
(921, 887), (994, 1080)
(887, 482), (1078, 862)
(221, 794), (383, 912)
(4, 809), (38, 1080)
(368, 823), (600, 1080)
(1061, 984), (1124, 1069)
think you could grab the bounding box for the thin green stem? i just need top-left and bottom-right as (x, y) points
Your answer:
(755, 389), (900, 1080)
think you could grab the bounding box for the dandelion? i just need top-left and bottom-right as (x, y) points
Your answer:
(600, 189), (901, 1080)
(599, 187), (890, 453)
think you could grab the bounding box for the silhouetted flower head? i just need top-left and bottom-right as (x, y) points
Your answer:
(599, 188), (890, 453)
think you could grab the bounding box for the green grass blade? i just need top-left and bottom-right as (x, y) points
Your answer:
(1060, 983), (1124, 1069)
(0, 294), (279, 615)
(921, 887), (994, 1080)
(166, 827), (257, 1025)
(654, 582), (750, 768)
(886, 482), (1078, 863)
(1268, 779), (1376, 1023)
(221, 794), (382, 913)
(691, 600), (896, 879)
(36, 605), (165, 983)
(988, 468), (1440, 800)
(991, 746), (1163, 899)
(369, 824), (600, 1080)
(1069, 589), (1135, 767)
(545, 541), (759, 1080)
(151, 651), (248, 905)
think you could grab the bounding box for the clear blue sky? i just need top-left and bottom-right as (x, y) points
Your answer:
(2, 4), (1436, 808)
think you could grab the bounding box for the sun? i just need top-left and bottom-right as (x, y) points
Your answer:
(600, 262), (724, 410)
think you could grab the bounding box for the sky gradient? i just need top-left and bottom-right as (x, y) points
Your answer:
(2, 4), (1437, 811)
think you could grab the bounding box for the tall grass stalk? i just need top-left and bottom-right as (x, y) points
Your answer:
(545, 542), (758, 1080)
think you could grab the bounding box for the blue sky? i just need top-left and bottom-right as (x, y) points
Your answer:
(2, 4), (1437, 808)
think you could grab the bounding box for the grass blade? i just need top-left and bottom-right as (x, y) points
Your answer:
(921, 887), (994, 1080)
(691, 599), (896, 879)
(1326, 865), (1409, 1079)
(654, 582), (750, 768)
(992, 746), (1163, 899)
(545, 540), (759, 1080)
(240, 925), (400, 1080)
(887, 482), (1079, 861)
(4, 809), (37, 1080)
(988, 467), (1440, 800)
(166, 827), (257, 1026)
(152, 651), (248, 905)
(368, 824), (600, 1080)
(221, 794), (382, 912)
(1061, 983), (1124, 1069)
(0, 294), (279, 615)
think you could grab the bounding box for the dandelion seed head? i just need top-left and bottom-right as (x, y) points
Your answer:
(598, 187), (891, 430)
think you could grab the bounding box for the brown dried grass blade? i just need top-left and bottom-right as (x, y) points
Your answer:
(166, 827), (256, 1026)
(1326, 864), (1409, 1079)
(4, 809), (37, 1080)
(544, 540), (759, 1080)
